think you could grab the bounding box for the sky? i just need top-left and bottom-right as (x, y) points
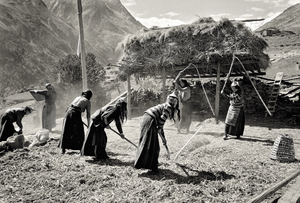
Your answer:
(120, 0), (300, 28)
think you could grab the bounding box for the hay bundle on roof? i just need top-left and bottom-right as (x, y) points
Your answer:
(117, 18), (269, 81)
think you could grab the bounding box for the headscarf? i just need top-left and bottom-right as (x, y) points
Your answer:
(82, 89), (93, 100)
(166, 92), (180, 122)
(46, 83), (55, 91)
(179, 79), (190, 88)
(23, 106), (35, 114)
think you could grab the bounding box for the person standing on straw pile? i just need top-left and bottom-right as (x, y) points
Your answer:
(134, 92), (180, 174)
(0, 106), (34, 141)
(58, 89), (92, 154)
(174, 75), (192, 134)
(81, 97), (127, 160)
(222, 80), (245, 140)
(30, 83), (57, 132)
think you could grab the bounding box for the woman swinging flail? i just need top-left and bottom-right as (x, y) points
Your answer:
(222, 79), (245, 140)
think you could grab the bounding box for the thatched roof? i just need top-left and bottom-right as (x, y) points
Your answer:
(116, 18), (270, 81)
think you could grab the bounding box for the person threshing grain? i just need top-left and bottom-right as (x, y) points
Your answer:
(174, 76), (192, 134)
(30, 83), (57, 132)
(134, 92), (180, 174)
(0, 106), (34, 141)
(81, 97), (127, 160)
(58, 89), (92, 154)
(222, 80), (245, 140)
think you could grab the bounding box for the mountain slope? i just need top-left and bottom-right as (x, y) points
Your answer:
(256, 3), (300, 34)
(253, 3), (300, 79)
(0, 0), (144, 95)
(46, 0), (145, 64)
(0, 0), (80, 93)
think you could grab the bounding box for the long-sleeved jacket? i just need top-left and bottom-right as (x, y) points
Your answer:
(3, 108), (26, 129)
(92, 104), (123, 134)
(145, 103), (172, 129)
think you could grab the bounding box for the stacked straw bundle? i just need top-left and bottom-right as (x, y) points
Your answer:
(117, 18), (270, 81)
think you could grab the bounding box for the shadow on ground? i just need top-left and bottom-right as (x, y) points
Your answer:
(139, 163), (235, 184)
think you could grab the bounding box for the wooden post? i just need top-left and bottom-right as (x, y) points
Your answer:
(127, 74), (131, 120)
(77, 0), (87, 90)
(247, 168), (300, 203)
(215, 63), (220, 122)
(162, 66), (166, 102)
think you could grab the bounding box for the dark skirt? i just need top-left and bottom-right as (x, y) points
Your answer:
(42, 103), (56, 130)
(81, 121), (109, 159)
(179, 101), (192, 131)
(58, 108), (85, 150)
(0, 114), (17, 141)
(225, 107), (245, 137)
(134, 114), (160, 171)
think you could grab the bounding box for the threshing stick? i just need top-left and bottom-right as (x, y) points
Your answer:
(191, 63), (215, 116)
(221, 54), (235, 94)
(174, 126), (203, 160)
(83, 122), (138, 148)
(103, 88), (133, 109)
(235, 56), (272, 116)
(109, 128), (138, 148)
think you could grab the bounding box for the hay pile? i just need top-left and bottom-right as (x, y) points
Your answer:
(0, 117), (299, 202)
(117, 18), (269, 80)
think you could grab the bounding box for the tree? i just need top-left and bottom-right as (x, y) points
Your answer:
(52, 53), (108, 115)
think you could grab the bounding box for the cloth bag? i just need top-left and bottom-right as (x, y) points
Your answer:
(270, 134), (295, 162)
(29, 129), (50, 148)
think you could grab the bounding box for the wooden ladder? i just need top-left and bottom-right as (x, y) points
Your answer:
(265, 72), (283, 117)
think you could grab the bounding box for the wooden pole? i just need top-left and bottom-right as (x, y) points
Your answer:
(215, 63), (221, 121)
(77, 0), (87, 90)
(162, 66), (166, 102)
(221, 54), (235, 94)
(127, 74), (131, 120)
(247, 168), (300, 203)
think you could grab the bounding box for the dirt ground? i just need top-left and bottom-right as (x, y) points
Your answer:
(1, 95), (300, 202)
(4, 95), (300, 160)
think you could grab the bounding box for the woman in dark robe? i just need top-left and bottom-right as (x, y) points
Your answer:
(58, 89), (92, 154)
(30, 83), (57, 131)
(81, 97), (127, 160)
(0, 106), (34, 141)
(223, 80), (245, 140)
(174, 79), (192, 134)
(134, 92), (180, 173)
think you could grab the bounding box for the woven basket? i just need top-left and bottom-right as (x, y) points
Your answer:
(270, 134), (295, 162)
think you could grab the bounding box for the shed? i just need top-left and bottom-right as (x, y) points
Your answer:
(116, 18), (270, 119)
